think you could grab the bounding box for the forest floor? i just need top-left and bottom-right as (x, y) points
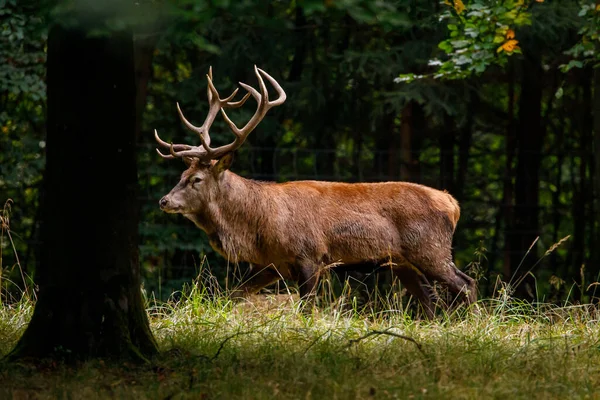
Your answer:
(1, 287), (600, 399)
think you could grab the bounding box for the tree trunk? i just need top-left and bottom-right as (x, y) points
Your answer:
(134, 34), (158, 142)
(398, 102), (414, 181)
(375, 111), (396, 180)
(572, 69), (593, 300)
(8, 24), (158, 362)
(454, 91), (476, 202)
(502, 63), (517, 282)
(592, 64), (600, 282)
(510, 56), (544, 299)
(439, 113), (456, 192)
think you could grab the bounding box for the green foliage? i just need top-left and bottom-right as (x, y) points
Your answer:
(0, 1), (47, 291)
(560, 2), (600, 72)
(0, 0), (47, 100)
(397, 0), (542, 82)
(300, 0), (410, 29)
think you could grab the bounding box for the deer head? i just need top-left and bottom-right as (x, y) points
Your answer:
(155, 66), (286, 215)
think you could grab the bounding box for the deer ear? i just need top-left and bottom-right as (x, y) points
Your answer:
(213, 152), (234, 175)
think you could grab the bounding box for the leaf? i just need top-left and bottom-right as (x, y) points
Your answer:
(438, 41), (453, 53)
(454, 55), (472, 65)
(554, 87), (563, 99)
(450, 40), (470, 49)
(567, 60), (584, 70)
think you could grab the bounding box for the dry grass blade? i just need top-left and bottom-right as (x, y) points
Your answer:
(0, 199), (33, 301)
(544, 235), (571, 257)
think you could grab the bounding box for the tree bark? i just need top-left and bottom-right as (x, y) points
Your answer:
(8, 23), (157, 362)
(592, 64), (600, 281)
(398, 102), (414, 181)
(510, 56), (544, 299)
(454, 90), (476, 202)
(571, 69), (593, 300)
(439, 113), (456, 192)
(502, 63), (517, 282)
(134, 34), (158, 142)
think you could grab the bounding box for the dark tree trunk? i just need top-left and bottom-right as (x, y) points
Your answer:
(510, 57), (544, 299)
(134, 34), (158, 142)
(572, 70), (593, 300)
(592, 65), (600, 282)
(502, 63), (517, 282)
(439, 113), (456, 192)
(454, 91), (475, 203)
(551, 113), (565, 279)
(288, 6), (307, 84)
(8, 24), (158, 362)
(375, 111), (396, 181)
(398, 102), (414, 181)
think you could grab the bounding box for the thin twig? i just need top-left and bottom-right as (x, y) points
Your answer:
(210, 330), (253, 361)
(209, 317), (276, 361)
(346, 328), (425, 356)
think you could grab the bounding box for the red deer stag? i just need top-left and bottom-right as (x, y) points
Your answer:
(155, 66), (476, 318)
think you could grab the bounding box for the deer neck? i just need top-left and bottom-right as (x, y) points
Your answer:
(187, 171), (267, 262)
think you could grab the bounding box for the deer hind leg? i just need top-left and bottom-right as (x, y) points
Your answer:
(392, 263), (438, 320)
(405, 252), (477, 309)
(229, 265), (282, 301)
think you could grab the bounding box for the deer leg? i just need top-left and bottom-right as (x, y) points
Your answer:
(393, 264), (438, 320)
(453, 265), (478, 303)
(407, 253), (477, 307)
(333, 268), (371, 307)
(296, 259), (321, 301)
(229, 265), (282, 300)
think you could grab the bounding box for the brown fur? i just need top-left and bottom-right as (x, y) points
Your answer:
(160, 156), (477, 318)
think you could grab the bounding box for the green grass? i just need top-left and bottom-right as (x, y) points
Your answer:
(1, 283), (600, 400)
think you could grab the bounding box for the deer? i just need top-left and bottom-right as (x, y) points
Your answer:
(154, 66), (477, 319)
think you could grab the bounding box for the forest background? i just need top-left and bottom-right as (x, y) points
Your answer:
(1, 0), (599, 303)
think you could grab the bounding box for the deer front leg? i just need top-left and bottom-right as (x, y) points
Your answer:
(296, 259), (321, 302)
(229, 265), (281, 301)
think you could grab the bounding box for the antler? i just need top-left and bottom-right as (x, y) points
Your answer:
(155, 66), (286, 161)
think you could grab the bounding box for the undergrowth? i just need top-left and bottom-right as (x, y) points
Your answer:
(1, 281), (600, 399)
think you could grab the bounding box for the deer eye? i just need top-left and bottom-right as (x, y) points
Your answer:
(190, 176), (202, 185)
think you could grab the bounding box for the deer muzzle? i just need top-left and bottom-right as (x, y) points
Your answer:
(159, 196), (174, 212)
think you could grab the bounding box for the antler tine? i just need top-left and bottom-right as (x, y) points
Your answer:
(220, 65), (286, 136)
(207, 66), (213, 102)
(154, 66), (286, 162)
(176, 103), (204, 137)
(257, 67), (287, 106)
(155, 129), (197, 159)
(206, 74), (248, 105)
(156, 148), (175, 159)
(238, 82), (262, 103)
(198, 66), (287, 160)
(255, 65), (270, 104)
(226, 91), (252, 108)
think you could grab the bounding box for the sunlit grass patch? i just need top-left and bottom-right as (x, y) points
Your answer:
(2, 275), (600, 398)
